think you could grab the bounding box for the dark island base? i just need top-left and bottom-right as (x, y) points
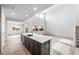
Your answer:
(21, 35), (50, 55)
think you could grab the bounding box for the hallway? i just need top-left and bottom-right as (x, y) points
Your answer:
(2, 35), (31, 55)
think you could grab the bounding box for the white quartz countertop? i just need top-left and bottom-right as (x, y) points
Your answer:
(22, 33), (53, 44)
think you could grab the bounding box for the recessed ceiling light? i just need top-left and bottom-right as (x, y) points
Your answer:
(12, 12), (15, 15)
(33, 7), (37, 11)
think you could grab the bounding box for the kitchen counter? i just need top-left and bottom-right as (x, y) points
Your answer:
(22, 33), (53, 44)
(21, 33), (53, 55)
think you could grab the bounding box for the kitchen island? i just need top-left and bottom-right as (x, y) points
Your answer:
(21, 33), (52, 55)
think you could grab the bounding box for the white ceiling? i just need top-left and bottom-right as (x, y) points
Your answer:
(2, 4), (53, 21)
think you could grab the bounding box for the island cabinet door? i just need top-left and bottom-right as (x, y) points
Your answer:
(28, 38), (34, 54)
(23, 36), (26, 47)
(21, 35), (22, 43)
(21, 35), (24, 45)
(33, 41), (41, 55)
(24, 36), (29, 50)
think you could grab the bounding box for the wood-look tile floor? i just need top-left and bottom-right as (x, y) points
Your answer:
(2, 35), (31, 55)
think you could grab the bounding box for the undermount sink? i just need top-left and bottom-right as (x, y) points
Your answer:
(27, 33), (33, 36)
(27, 34), (33, 36)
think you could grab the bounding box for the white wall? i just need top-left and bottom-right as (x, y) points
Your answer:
(45, 4), (79, 39)
(1, 6), (6, 51)
(24, 13), (46, 34)
(7, 21), (24, 35)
